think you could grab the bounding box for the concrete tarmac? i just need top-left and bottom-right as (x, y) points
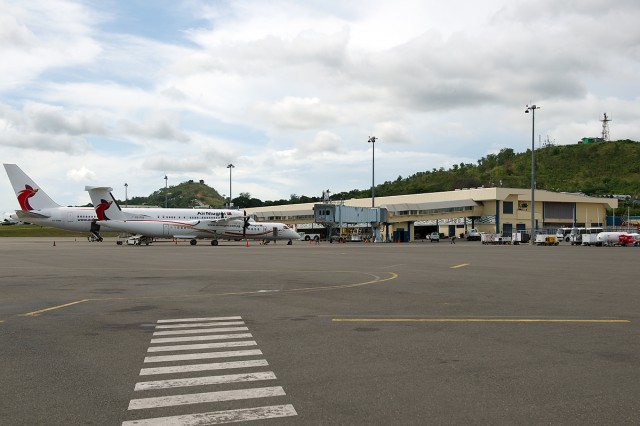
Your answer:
(1, 237), (639, 425)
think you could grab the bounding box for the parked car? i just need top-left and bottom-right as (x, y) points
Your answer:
(429, 232), (440, 242)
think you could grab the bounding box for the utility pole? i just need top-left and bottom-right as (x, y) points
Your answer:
(368, 136), (377, 208)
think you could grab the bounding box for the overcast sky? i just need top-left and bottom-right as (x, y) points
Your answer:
(2, 0), (639, 212)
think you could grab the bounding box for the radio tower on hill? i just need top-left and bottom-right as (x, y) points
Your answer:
(601, 112), (611, 141)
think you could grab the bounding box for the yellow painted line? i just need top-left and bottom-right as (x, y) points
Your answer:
(19, 299), (91, 317)
(286, 272), (398, 293)
(332, 318), (630, 323)
(450, 263), (469, 269)
(17, 272), (398, 317)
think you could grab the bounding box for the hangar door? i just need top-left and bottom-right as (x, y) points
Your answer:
(544, 202), (575, 220)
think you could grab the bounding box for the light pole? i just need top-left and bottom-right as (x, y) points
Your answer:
(368, 136), (377, 208)
(525, 104), (540, 243)
(124, 183), (128, 208)
(164, 175), (168, 208)
(227, 164), (235, 207)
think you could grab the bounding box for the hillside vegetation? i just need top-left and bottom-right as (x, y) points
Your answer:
(330, 139), (640, 199)
(116, 140), (640, 211)
(127, 179), (226, 209)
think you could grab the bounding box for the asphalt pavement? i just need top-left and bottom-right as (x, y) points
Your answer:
(1, 237), (639, 425)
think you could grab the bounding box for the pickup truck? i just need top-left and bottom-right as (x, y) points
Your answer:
(466, 229), (481, 241)
(429, 232), (440, 242)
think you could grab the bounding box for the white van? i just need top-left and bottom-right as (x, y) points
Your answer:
(555, 227), (572, 242)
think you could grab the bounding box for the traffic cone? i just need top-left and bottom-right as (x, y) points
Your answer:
(246, 240), (249, 247)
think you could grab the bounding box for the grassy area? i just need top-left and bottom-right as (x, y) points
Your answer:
(0, 225), (120, 238)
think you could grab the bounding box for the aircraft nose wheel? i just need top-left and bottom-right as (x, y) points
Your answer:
(287, 239), (292, 245)
(211, 240), (219, 246)
(190, 239), (197, 246)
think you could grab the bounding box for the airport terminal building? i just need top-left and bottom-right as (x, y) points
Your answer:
(246, 187), (618, 242)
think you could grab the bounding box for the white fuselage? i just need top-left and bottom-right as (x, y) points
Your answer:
(98, 218), (300, 241)
(19, 207), (243, 233)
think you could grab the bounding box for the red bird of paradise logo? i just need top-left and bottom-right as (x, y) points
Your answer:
(95, 199), (112, 220)
(17, 185), (39, 210)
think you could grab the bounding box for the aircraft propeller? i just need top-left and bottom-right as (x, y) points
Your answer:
(243, 210), (250, 239)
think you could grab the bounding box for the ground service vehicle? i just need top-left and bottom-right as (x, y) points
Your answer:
(466, 229), (481, 241)
(556, 227), (572, 242)
(429, 232), (440, 242)
(299, 232), (321, 242)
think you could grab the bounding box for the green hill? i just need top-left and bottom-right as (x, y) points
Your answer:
(117, 140), (640, 213)
(330, 139), (640, 201)
(127, 179), (227, 208)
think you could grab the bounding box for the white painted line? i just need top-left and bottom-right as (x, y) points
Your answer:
(128, 386), (286, 410)
(157, 316), (242, 323)
(150, 333), (253, 344)
(147, 340), (256, 352)
(134, 371), (277, 391)
(152, 326), (249, 336)
(144, 349), (262, 363)
(155, 321), (245, 329)
(121, 404), (297, 425)
(140, 359), (268, 376)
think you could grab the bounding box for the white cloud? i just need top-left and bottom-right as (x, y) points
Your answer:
(1, 0), (639, 213)
(67, 166), (96, 182)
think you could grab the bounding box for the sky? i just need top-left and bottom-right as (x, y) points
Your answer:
(1, 0), (639, 213)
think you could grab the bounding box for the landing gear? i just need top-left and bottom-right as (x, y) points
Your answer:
(211, 240), (219, 246)
(190, 239), (197, 246)
(287, 239), (292, 245)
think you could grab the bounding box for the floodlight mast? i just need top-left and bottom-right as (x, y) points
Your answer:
(525, 104), (540, 243)
(227, 164), (235, 207)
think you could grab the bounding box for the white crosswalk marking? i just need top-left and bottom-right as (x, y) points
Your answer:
(147, 340), (257, 352)
(152, 326), (249, 336)
(122, 315), (297, 424)
(129, 386), (286, 410)
(121, 404), (298, 426)
(144, 349), (263, 363)
(140, 359), (269, 376)
(134, 372), (277, 391)
(157, 317), (243, 323)
(150, 333), (253, 344)
(155, 321), (245, 329)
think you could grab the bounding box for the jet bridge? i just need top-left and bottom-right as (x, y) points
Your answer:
(313, 203), (387, 242)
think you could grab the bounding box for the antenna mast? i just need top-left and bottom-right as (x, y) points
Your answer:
(601, 112), (611, 141)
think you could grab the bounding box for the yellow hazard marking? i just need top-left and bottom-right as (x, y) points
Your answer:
(19, 299), (91, 317)
(450, 264), (469, 269)
(332, 318), (630, 323)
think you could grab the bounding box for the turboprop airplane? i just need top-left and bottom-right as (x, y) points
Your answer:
(86, 186), (300, 246)
(3, 164), (244, 241)
(2, 212), (20, 225)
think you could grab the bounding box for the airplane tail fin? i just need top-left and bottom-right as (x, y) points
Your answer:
(85, 186), (127, 221)
(3, 164), (61, 210)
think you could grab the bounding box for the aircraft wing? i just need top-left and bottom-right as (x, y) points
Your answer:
(15, 210), (50, 219)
